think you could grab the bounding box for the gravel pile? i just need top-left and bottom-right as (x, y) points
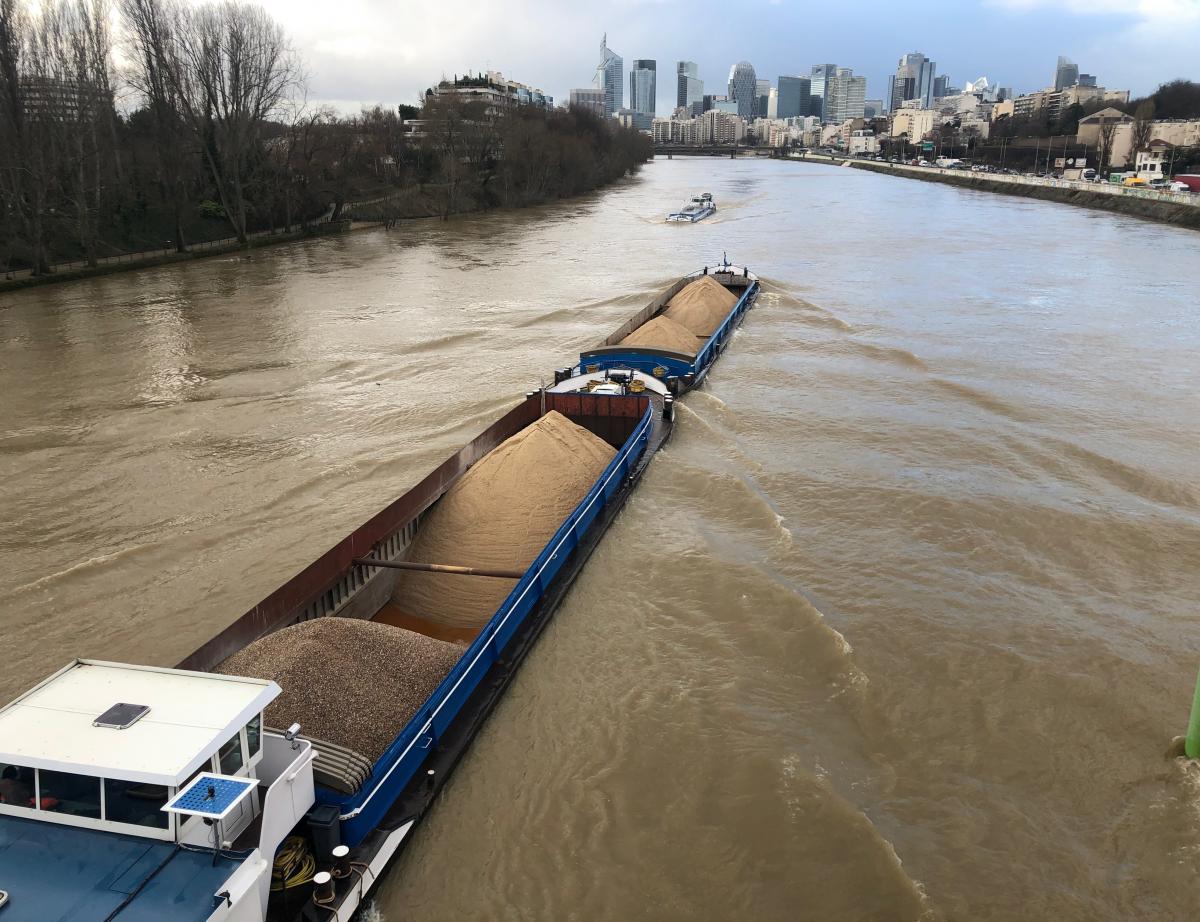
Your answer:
(217, 617), (462, 762)
(662, 275), (738, 336)
(619, 315), (702, 356)
(390, 411), (615, 632)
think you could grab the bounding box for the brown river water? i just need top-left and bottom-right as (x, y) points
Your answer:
(2, 159), (1200, 920)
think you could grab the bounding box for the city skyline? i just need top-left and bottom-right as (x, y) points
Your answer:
(240, 0), (1199, 114)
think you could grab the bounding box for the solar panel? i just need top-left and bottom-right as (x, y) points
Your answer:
(93, 702), (150, 729)
(163, 772), (256, 821)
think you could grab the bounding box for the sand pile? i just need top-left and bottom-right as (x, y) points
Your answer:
(619, 315), (702, 356)
(389, 411), (616, 631)
(217, 617), (462, 761)
(662, 276), (738, 337)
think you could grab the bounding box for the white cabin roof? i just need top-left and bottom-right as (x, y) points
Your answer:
(0, 660), (280, 786)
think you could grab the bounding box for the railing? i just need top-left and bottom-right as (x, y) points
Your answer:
(332, 398), (655, 844)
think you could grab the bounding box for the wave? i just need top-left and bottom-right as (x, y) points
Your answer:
(11, 542), (155, 595)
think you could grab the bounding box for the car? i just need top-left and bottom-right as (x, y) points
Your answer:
(1167, 181), (1190, 192)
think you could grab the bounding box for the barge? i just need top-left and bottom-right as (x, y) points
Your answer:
(666, 192), (716, 222)
(0, 264), (760, 922)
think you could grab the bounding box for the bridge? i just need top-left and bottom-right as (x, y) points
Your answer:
(653, 146), (778, 159)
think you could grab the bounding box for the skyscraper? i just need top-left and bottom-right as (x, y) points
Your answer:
(728, 61), (758, 119)
(676, 61), (703, 112)
(777, 75), (811, 119)
(630, 59), (656, 129)
(826, 67), (866, 123)
(932, 75), (951, 99)
(810, 64), (836, 122)
(595, 34), (623, 115)
(569, 88), (607, 117)
(888, 52), (936, 111)
(756, 78), (771, 120)
(1054, 56), (1079, 91)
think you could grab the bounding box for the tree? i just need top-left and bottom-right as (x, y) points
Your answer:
(0, 0), (37, 272)
(1098, 118), (1118, 175)
(122, 0), (192, 251)
(31, 0), (119, 267)
(1057, 102), (1084, 137)
(1131, 100), (1156, 159)
(134, 0), (300, 245)
(1150, 79), (1200, 119)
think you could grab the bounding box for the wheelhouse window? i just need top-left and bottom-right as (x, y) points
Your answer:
(104, 779), (169, 829)
(218, 734), (244, 775)
(38, 769), (101, 819)
(0, 763), (35, 810)
(246, 714), (262, 759)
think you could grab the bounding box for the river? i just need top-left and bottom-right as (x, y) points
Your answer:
(2, 158), (1199, 920)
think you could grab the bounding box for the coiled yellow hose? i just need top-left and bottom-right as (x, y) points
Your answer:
(271, 836), (316, 891)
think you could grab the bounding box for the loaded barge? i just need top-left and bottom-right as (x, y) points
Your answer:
(0, 263), (760, 922)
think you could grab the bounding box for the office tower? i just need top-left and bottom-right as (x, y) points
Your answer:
(569, 88), (607, 117)
(595, 34), (623, 115)
(810, 64), (837, 121)
(1054, 56), (1079, 91)
(728, 61), (758, 119)
(676, 61), (703, 111)
(863, 99), (884, 119)
(1077, 73), (1097, 88)
(932, 75), (951, 99)
(827, 67), (866, 123)
(756, 78), (771, 120)
(777, 75), (811, 119)
(630, 59), (656, 128)
(888, 52), (936, 111)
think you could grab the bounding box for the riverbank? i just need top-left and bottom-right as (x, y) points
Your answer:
(792, 154), (1200, 232)
(0, 166), (644, 294)
(0, 221), (358, 293)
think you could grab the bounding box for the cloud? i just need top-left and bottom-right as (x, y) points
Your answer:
(173, 0), (1199, 112)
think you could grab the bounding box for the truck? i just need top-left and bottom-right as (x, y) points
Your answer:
(1063, 167), (1096, 182)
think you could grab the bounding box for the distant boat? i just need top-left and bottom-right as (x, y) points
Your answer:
(667, 192), (716, 223)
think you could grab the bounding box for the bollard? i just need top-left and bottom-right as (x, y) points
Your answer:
(1186, 667), (1200, 759)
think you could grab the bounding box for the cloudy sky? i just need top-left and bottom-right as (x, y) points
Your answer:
(249, 0), (1200, 113)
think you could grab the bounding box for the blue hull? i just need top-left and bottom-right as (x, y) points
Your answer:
(579, 273), (760, 391)
(317, 395), (656, 846)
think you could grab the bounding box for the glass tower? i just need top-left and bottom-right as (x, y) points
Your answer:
(728, 61), (758, 119)
(595, 34), (623, 115)
(676, 61), (703, 112)
(630, 60), (656, 129)
(777, 75), (811, 119)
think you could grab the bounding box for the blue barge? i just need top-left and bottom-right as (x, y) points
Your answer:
(568, 262), (759, 393)
(0, 264), (760, 922)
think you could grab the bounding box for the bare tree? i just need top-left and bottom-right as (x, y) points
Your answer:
(132, 0), (299, 245)
(1098, 118), (1118, 174)
(0, 0), (32, 272)
(122, 0), (192, 251)
(1131, 100), (1156, 162)
(31, 0), (119, 267)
